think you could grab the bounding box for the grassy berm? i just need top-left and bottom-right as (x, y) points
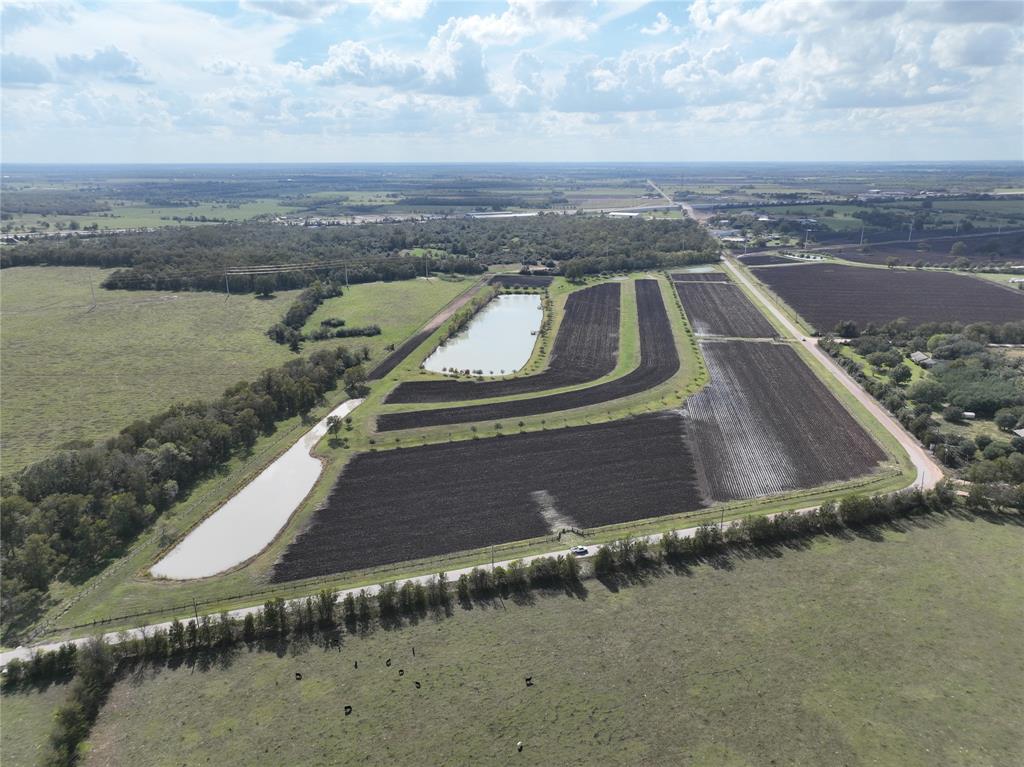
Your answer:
(56, 515), (1023, 767)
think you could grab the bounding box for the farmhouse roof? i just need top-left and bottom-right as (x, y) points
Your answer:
(910, 351), (931, 363)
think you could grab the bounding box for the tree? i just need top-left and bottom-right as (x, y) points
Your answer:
(325, 415), (342, 441)
(254, 275), (276, 297)
(907, 379), (946, 409)
(889, 363), (912, 385)
(950, 241), (967, 257)
(16, 534), (56, 591)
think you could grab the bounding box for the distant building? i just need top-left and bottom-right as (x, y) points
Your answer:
(910, 351), (935, 367)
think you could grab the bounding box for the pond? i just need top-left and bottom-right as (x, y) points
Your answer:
(422, 293), (543, 376)
(150, 398), (363, 580)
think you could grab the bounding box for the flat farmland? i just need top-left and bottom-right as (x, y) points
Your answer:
(831, 231), (1024, 266)
(271, 412), (703, 582)
(739, 254), (803, 266)
(674, 281), (777, 338)
(756, 263), (1024, 330)
(670, 271), (729, 281)
(683, 341), (886, 501)
(376, 279), (677, 431)
(81, 518), (1024, 767)
(0, 267), (300, 470)
(387, 282), (620, 403)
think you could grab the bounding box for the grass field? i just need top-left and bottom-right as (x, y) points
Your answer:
(0, 681), (71, 767)
(2, 199), (290, 232)
(0, 267), (301, 471)
(0, 269), (473, 475)
(70, 514), (1024, 767)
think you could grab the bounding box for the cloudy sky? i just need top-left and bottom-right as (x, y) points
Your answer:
(2, 0), (1022, 162)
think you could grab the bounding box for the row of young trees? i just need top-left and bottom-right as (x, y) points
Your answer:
(0, 346), (369, 643)
(11, 480), (1024, 765)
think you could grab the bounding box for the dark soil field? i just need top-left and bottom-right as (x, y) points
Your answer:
(831, 231), (1024, 266)
(683, 341), (886, 500)
(670, 271), (729, 282)
(739, 254), (803, 266)
(272, 412), (703, 581)
(488, 274), (554, 288)
(674, 282), (777, 338)
(386, 282), (620, 404)
(756, 263), (1024, 330)
(376, 279), (678, 431)
(368, 281), (487, 380)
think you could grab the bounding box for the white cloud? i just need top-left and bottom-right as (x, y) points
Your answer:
(301, 23), (488, 96)
(239, 0), (343, 21)
(1, 53), (53, 88)
(56, 46), (150, 83)
(441, 0), (594, 46)
(641, 11), (677, 36)
(932, 25), (1018, 68)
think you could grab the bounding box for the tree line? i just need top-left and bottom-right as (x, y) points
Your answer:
(0, 216), (717, 293)
(0, 346), (369, 643)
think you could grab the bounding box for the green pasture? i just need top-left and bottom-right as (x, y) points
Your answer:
(68, 514), (1024, 767)
(0, 267), (299, 471)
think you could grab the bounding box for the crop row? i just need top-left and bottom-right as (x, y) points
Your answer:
(271, 412), (704, 582)
(683, 341), (887, 501)
(375, 279), (677, 431)
(755, 263), (1024, 331)
(674, 281), (778, 338)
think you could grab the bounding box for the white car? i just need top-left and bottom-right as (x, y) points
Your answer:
(569, 546), (589, 557)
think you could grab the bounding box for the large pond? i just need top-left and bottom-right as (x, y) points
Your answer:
(150, 398), (363, 580)
(423, 293), (543, 376)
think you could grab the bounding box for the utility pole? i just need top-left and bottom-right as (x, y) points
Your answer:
(192, 597), (200, 624)
(224, 272), (231, 298)
(859, 225), (865, 246)
(907, 221), (913, 242)
(88, 275), (97, 309)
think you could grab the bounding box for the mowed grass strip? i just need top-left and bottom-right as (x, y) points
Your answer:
(79, 516), (1024, 767)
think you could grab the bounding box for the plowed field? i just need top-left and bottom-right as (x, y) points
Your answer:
(756, 263), (1024, 330)
(675, 282), (777, 338)
(683, 341), (886, 501)
(376, 279), (677, 431)
(387, 282), (620, 404)
(271, 412), (703, 581)
(670, 272), (730, 282)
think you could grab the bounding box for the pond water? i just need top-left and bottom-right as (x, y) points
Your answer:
(423, 293), (543, 376)
(150, 398), (364, 580)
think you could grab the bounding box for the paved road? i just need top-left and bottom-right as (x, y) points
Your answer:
(721, 255), (945, 492)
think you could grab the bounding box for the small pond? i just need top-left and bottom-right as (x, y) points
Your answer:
(150, 398), (363, 580)
(423, 293), (543, 376)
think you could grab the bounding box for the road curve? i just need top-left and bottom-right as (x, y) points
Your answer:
(721, 255), (944, 492)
